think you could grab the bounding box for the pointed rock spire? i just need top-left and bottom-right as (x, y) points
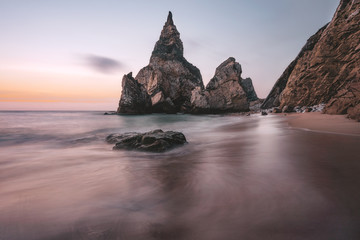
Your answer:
(151, 11), (184, 61)
(166, 11), (174, 26)
(132, 11), (203, 113)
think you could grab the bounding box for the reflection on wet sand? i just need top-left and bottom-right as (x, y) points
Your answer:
(0, 112), (359, 239)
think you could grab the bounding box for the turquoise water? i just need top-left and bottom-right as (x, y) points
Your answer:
(0, 111), (359, 240)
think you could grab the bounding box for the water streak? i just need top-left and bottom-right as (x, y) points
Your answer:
(0, 111), (359, 240)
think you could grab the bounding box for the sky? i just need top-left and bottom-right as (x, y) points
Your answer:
(0, 0), (340, 110)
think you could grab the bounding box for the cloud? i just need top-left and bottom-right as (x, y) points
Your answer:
(84, 54), (123, 74)
(184, 38), (202, 52)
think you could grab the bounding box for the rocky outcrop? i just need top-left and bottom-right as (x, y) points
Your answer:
(106, 129), (187, 152)
(190, 57), (258, 113)
(260, 25), (328, 109)
(117, 12), (259, 114)
(134, 11), (204, 113)
(117, 73), (152, 114)
(261, 0), (360, 120)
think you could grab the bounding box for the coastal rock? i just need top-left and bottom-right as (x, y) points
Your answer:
(282, 105), (294, 113)
(273, 107), (282, 113)
(116, 12), (260, 114)
(190, 57), (258, 113)
(249, 98), (264, 112)
(117, 73), (152, 114)
(261, 0), (360, 120)
(104, 111), (117, 115)
(348, 104), (360, 121)
(107, 129), (187, 152)
(241, 77), (259, 102)
(134, 11), (204, 113)
(260, 25), (328, 109)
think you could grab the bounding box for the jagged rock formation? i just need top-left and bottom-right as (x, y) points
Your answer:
(262, 0), (360, 120)
(106, 129), (187, 152)
(134, 11), (204, 113)
(117, 12), (259, 114)
(117, 73), (152, 114)
(260, 25), (328, 109)
(190, 57), (258, 113)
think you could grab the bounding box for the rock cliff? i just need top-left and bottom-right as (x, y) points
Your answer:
(134, 11), (204, 113)
(262, 0), (360, 120)
(190, 57), (258, 113)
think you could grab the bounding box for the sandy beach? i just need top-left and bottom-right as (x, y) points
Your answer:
(286, 112), (360, 136)
(1, 111), (360, 239)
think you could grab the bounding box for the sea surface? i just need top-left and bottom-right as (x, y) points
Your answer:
(0, 111), (359, 240)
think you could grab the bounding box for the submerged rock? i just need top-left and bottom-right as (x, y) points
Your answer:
(107, 129), (187, 152)
(104, 111), (117, 115)
(261, 0), (360, 120)
(117, 73), (152, 114)
(190, 57), (258, 113)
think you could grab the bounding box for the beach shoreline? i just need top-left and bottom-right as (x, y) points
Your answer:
(285, 112), (360, 136)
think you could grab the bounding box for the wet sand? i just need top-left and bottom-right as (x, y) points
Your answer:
(286, 112), (360, 136)
(1, 112), (360, 240)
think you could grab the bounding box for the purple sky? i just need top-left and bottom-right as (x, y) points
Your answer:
(0, 0), (340, 110)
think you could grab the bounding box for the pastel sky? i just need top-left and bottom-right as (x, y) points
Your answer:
(0, 0), (340, 110)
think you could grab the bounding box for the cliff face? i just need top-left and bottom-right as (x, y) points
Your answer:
(262, 0), (360, 120)
(190, 58), (258, 113)
(134, 12), (204, 113)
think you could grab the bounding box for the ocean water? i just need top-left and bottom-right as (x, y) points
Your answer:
(0, 111), (359, 240)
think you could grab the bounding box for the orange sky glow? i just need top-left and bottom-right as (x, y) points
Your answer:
(0, 67), (120, 110)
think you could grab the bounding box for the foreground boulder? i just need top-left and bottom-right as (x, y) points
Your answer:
(190, 57), (258, 113)
(261, 0), (360, 120)
(117, 73), (152, 114)
(106, 129), (187, 152)
(128, 11), (203, 113)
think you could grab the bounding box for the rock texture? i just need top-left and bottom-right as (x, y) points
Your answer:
(117, 12), (259, 114)
(134, 11), (204, 113)
(106, 129), (187, 152)
(190, 57), (258, 113)
(117, 73), (152, 114)
(261, 0), (360, 120)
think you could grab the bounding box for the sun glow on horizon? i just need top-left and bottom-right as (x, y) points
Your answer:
(0, 66), (122, 110)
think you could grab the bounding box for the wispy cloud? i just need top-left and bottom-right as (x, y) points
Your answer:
(84, 54), (123, 74)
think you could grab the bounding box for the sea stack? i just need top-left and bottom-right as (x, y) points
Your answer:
(261, 0), (360, 120)
(117, 12), (259, 114)
(190, 57), (259, 113)
(133, 11), (204, 113)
